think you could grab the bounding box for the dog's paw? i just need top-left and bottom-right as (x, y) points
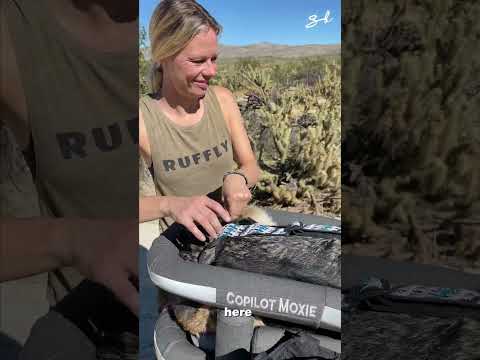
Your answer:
(180, 307), (210, 336)
(253, 317), (265, 327)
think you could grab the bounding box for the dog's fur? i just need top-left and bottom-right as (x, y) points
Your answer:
(174, 206), (341, 336)
(178, 206), (277, 264)
(215, 234), (341, 288)
(239, 206), (277, 226)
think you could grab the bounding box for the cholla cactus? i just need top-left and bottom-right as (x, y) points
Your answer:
(241, 64), (273, 99)
(138, 53), (341, 215)
(235, 59), (341, 215)
(343, 0), (480, 268)
(139, 50), (341, 214)
(139, 27), (151, 96)
(0, 122), (28, 183)
(0, 122), (40, 217)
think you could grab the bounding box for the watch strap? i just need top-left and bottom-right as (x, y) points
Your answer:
(223, 171), (248, 186)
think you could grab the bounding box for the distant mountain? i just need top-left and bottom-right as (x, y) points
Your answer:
(218, 42), (340, 58)
(142, 43), (340, 60)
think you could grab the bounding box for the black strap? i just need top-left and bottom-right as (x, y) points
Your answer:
(254, 331), (339, 360)
(21, 133), (36, 179)
(53, 280), (138, 345)
(365, 296), (480, 320)
(345, 281), (480, 321)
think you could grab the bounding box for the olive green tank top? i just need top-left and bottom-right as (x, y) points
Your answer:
(6, 0), (138, 302)
(140, 88), (236, 232)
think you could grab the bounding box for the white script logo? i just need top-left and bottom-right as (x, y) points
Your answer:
(306, 10), (333, 28)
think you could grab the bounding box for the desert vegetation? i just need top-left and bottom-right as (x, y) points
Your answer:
(342, 0), (480, 272)
(139, 29), (341, 217)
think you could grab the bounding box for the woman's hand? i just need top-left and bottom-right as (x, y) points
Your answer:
(166, 196), (231, 241)
(1, 218), (139, 316)
(222, 174), (252, 220)
(66, 219), (139, 316)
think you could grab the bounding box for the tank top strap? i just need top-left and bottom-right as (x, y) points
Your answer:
(139, 94), (165, 170)
(6, 1), (51, 27)
(204, 86), (229, 130)
(139, 87), (231, 169)
(139, 95), (154, 164)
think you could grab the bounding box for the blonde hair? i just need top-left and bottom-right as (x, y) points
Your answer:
(149, 0), (222, 93)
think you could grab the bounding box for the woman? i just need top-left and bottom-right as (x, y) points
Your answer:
(139, 0), (260, 240)
(1, 0), (138, 358)
(138, 1), (260, 358)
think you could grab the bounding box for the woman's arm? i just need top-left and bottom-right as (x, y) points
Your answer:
(214, 86), (260, 186)
(139, 195), (171, 223)
(138, 165), (231, 239)
(213, 86), (261, 218)
(138, 108), (231, 238)
(0, 6), (139, 315)
(0, 218), (68, 281)
(138, 109), (168, 223)
(0, 218), (139, 315)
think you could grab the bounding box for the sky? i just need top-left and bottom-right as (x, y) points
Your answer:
(140, 0), (341, 46)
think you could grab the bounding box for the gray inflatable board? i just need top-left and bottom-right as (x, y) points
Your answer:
(264, 208), (340, 227)
(343, 255), (479, 290)
(149, 208), (341, 360)
(148, 238), (341, 332)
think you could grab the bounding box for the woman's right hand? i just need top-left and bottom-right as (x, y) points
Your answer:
(166, 196), (231, 241)
(66, 219), (139, 316)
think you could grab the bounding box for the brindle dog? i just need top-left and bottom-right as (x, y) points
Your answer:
(164, 210), (341, 336)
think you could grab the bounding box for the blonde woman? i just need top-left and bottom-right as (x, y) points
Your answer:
(139, 0), (260, 241)
(1, 0), (138, 358)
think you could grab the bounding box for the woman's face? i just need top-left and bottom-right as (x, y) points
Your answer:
(163, 27), (218, 99)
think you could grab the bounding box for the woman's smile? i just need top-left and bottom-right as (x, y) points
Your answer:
(193, 80), (208, 90)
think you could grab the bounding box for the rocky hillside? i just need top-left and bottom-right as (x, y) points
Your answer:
(142, 42), (340, 60)
(218, 42), (340, 59)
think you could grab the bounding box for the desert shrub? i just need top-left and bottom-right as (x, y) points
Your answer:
(139, 42), (341, 215)
(216, 58), (341, 215)
(139, 27), (151, 96)
(342, 0), (480, 269)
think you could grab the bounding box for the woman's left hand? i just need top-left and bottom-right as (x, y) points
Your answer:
(222, 174), (252, 220)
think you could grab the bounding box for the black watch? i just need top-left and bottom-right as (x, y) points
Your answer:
(223, 171), (248, 186)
